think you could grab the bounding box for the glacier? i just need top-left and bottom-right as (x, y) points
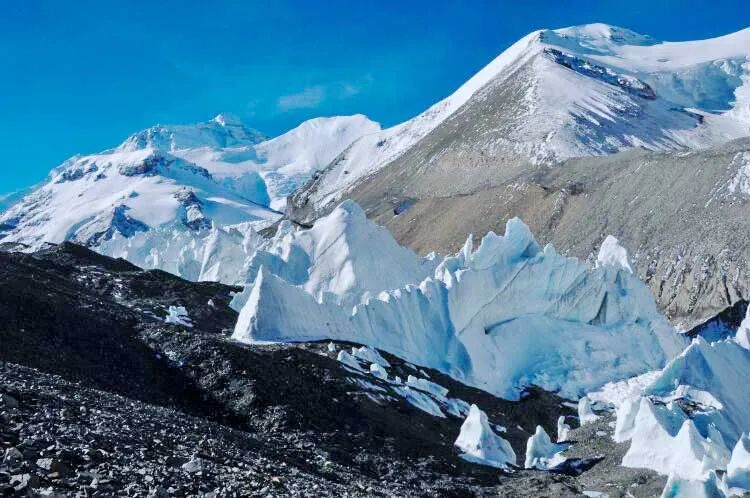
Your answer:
(231, 201), (439, 309)
(233, 200), (686, 400)
(524, 425), (567, 470)
(582, 335), (750, 492)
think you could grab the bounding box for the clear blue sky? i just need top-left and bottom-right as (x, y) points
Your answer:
(1, 0), (748, 193)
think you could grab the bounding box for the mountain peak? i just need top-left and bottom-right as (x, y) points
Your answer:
(540, 24), (659, 56)
(212, 112), (244, 127)
(118, 115), (266, 152)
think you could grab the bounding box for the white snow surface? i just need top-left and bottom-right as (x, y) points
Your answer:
(305, 24), (750, 210)
(0, 113), (377, 253)
(233, 200), (686, 400)
(454, 405), (516, 469)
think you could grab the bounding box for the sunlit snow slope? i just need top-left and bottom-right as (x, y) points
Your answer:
(0, 114), (378, 252)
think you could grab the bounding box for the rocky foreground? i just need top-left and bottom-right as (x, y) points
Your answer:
(0, 243), (670, 496)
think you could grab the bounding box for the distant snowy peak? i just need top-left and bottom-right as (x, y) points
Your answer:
(295, 24), (750, 211)
(545, 23), (659, 50)
(118, 113), (267, 152)
(0, 113), (378, 252)
(0, 147), (278, 249)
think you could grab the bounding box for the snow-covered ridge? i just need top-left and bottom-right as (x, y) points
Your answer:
(233, 200), (686, 400)
(0, 113), (378, 252)
(297, 24), (750, 211)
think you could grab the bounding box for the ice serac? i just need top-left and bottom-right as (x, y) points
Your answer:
(577, 397), (599, 426)
(454, 404), (516, 469)
(233, 201), (438, 309)
(727, 433), (750, 490)
(659, 471), (727, 498)
(613, 337), (750, 486)
(596, 235), (632, 273)
(524, 425), (567, 470)
(735, 305), (750, 349)
(233, 201), (686, 400)
(291, 24), (750, 219)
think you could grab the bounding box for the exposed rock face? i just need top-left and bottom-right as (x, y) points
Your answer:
(291, 138), (750, 328)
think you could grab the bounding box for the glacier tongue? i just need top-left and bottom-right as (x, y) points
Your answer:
(233, 200), (686, 400)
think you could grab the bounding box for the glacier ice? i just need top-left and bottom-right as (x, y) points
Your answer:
(164, 306), (193, 328)
(578, 397), (600, 426)
(727, 433), (750, 490)
(734, 304), (750, 350)
(352, 346), (391, 368)
(611, 337), (750, 487)
(596, 235), (632, 274)
(659, 471), (727, 498)
(557, 416), (571, 443)
(233, 201), (685, 400)
(454, 405), (516, 469)
(238, 201), (438, 308)
(524, 425), (567, 470)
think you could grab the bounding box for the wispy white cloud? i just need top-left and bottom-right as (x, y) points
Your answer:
(277, 85), (326, 111)
(277, 78), (369, 112)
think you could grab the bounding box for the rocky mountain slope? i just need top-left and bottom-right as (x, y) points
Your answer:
(291, 24), (750, 217)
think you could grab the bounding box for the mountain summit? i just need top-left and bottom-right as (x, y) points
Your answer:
(291, 24), (750, 215)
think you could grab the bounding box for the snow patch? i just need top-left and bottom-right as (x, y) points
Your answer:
(164, 306), (192, 327)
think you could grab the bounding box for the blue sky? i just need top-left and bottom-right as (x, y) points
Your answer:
(1, 0), (748, 193)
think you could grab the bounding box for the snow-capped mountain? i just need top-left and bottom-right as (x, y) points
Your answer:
(157, 113), (380, 211)
(0, 113), (379, 251)
(292, 24), (750, 216)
